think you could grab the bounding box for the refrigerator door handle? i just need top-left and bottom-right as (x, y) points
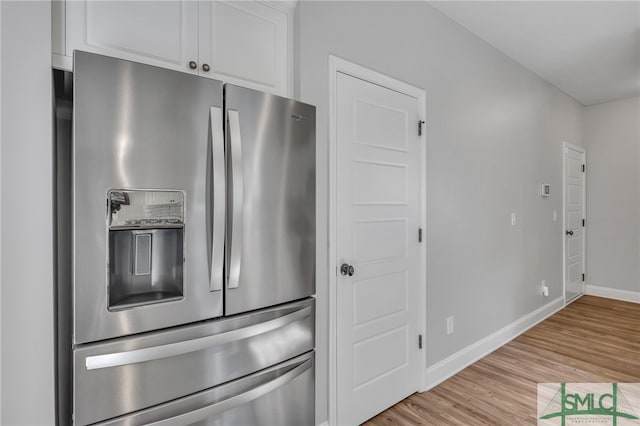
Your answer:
(210, 106), (225, 292)
(85, 305), (312, 371)
(227, 109), (244, 289)
(144, 358), (312, 426)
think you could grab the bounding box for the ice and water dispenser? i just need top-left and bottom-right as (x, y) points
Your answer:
(108, 190), (185, 310)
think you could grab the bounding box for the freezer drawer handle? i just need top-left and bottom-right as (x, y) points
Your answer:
(146, 357), (312, 426)
(85, 306), (311, 370)
(227, 109), (243, 289)
(209, 106), (225, 292)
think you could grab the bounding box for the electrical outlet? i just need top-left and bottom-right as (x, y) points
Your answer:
(511, 212), (517, 226)
(541, 280), (549, 297)
(446, 316), (454, 335)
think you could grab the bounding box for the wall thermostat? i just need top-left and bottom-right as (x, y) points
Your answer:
(540, 183), (551, 197)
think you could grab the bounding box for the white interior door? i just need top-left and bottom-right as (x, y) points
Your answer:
(564, 144), (586, 303)
(336, 71), (421, 425)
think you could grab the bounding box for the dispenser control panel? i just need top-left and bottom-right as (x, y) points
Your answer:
(108, 190), (184, 229)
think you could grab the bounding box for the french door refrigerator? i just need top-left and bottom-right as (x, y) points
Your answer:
(55, 51), (315, 425)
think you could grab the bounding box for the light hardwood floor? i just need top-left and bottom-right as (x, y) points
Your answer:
(363, 296), (640, 425)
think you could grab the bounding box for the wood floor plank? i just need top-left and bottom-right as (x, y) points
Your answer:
(363, 296), (640, 425)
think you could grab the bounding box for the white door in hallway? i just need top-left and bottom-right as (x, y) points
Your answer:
(564, 144), (586, 303)
(336, 71), (421, 425)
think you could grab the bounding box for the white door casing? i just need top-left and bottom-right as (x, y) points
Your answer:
(563, 143), (586, 303)
(330, 57), (426, 426)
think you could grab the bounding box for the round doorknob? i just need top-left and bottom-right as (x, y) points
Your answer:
(188, 61), (198, 70)
(340, 263), (349, 276)
(340, 263), (355, 277)
(202, 63), (210, 72)
(566, 230), (574, 236)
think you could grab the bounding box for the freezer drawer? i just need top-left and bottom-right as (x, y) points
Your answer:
(73, 299), (314, 425)
(97, 352), (314, 426)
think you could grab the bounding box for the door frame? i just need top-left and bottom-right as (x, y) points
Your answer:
(328, 55), (427, 425)
(562, 141), (586, 305)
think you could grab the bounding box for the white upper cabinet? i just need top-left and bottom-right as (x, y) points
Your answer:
(66, 1), (200, 75)
(199, 1), (289, 95)
(58, 1), (293, 96)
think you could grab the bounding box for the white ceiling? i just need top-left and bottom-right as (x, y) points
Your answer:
(429, 1), (640, 106)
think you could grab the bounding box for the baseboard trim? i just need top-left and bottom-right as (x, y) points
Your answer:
(423, 296), (565, 391)
(585, 285), (640, 304)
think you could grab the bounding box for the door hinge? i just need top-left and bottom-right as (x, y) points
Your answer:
(582, 219), (585, 227)
(418, 120), (425, 136)
(582, 164), (585, 173)
(418, 334), (423, 349)
(418, 228), (423, 243)
(582, 273), (585, 282)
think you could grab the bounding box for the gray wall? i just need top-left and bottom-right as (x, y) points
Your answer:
(0, 1), (3, 416)
(295, 2), (583, 424)
(0, 1), (55, 424)
(0, 2), (3, 416)
(583, 96), (640, 294)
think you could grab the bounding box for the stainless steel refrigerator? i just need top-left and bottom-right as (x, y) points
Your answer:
(55, 51), (315, 425)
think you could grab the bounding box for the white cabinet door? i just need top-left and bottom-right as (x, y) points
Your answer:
(198, 1), (290, 95)
(66, 1), (199, 74)
(62, 1), (292, 94)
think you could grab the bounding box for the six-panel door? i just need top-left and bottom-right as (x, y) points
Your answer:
(564, 145), (586, 302)
(336, 71), (422, 425)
